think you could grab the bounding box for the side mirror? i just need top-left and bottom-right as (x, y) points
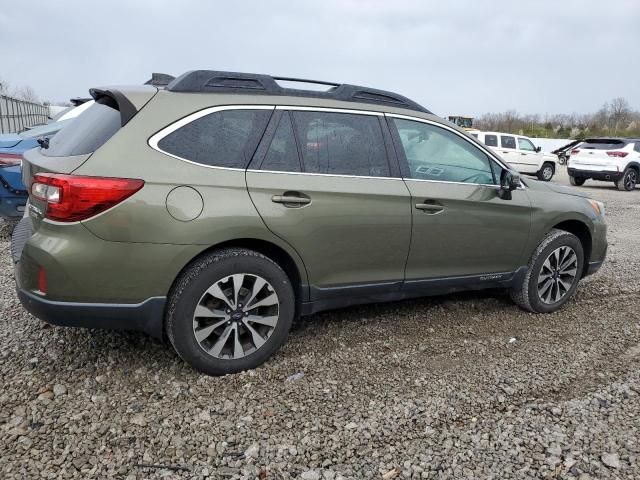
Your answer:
(535, 146), (542, 153)
(498, 169), (520, 200)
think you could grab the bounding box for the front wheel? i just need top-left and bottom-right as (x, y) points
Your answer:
(166, 248), (295, 375)
(537, 162), (555, 181)
(511, 229), (584, 313)
(615, 167), (637, 191)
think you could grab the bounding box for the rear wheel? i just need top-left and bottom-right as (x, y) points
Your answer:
(569, 175), (586, 186)
(511, 229), (584, 313)
(166, 248), (295, 375)
(537, 162), (555, 181)
(615, 167), (637, 191)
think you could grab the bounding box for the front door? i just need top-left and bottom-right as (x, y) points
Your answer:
(387, 116), (532, 282)
(516, 136), (542, 173)
(246, 108), (412, 300)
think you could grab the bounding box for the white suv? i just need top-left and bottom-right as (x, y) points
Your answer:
(474, 131), (557, 181)
(567, 138), (640, 191)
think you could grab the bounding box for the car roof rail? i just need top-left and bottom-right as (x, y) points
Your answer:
(165, 70), (431, 114)
(144, 73), (176, 87)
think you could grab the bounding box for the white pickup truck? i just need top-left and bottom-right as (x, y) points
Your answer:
(473, 131), (557, 181)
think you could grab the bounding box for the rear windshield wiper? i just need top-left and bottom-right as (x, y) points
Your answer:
(37, 137), (50, 149)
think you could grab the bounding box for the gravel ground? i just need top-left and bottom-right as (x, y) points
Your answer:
(1, 167), (639, 479)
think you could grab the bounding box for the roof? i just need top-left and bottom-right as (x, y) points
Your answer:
(165, 70), (431, 114)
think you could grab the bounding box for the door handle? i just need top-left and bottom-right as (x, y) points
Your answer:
(521, 152), (527, 156)
(271, 193), (311, 207)
(415, 202), (444, 214)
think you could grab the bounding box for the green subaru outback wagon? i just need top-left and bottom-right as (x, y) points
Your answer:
(12, 71), (607, 375)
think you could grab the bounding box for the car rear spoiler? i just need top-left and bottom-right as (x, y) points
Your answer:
(89, 86), (158, 127)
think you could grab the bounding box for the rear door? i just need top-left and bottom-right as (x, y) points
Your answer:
(387, 115), (531, 282)
(246, 107), (412, 299)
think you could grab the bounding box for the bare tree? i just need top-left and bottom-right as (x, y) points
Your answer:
(610, 97), (631, 134)
(0, 76), (9, 95)
(15, 85), (40, 103)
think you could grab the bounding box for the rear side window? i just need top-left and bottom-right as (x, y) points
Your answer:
(501, 136), (516, 149)
(291, 111), (389, 177)
(261, 112), (301, 172)
(635, 142), (640, 153)
(158, 109), (271, 168)
(484, 134), (498, 147)
(43, 97), (121, 157)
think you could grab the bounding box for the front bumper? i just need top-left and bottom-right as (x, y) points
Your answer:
(568, 167), (622, 181)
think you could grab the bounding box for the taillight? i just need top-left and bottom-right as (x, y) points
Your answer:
(606, 151), (628, 158)
(30, 174), (144, 222)
(0, 153), (22, 165)
(570, 149), (580, 155)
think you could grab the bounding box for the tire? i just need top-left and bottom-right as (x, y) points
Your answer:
(166, 248), (295, 375)
(569, 175), (586, 186)
(615, 167), (637, 191)
(510, 229), (584, 313)
(537, 162), (555, 181)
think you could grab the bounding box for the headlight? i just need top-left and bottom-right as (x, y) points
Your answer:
(588, 199), (605, 217)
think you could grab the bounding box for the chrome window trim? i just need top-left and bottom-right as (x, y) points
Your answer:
(148, 104), (522, 189)
(148, 105), (276, 171)
(385, 112), (511, 172)
(276, 105), (383, 116)
(247, 168), (402, 181)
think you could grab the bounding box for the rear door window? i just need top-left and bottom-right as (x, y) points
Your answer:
(484, 134), (498, 147)
(291, 111), (390, 177)
(501, 136), (516, 149)
(260, 112), (301, 172)
(158, 109), (272, 168)
(43, 97), (121, 157)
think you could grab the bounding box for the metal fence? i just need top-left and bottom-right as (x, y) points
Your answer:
(0, 95), (49, 134)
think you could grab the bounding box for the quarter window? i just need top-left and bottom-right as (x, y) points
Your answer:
(518, 138), (536, 151)
(484, 134), (498, 147)
(291, 111), (389, 177)
(634, 142), (640, 153)
(261, 112), (301, 172)
(393, 119), (496, 185)
(157, 109), (271, 168)
(501, 136), (516, 149)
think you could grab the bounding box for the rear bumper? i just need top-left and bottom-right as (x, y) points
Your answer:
(0, 193), (27, 219)
(568, 167), (622, 181)
(17, 288), (166, 339)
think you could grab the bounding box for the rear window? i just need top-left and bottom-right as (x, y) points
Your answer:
(43, 97), (121, 157)
(158, 109), (271, 169)
(581, 139), (627, 150)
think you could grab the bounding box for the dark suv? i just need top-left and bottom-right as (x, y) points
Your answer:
(13, 71), (607, 375)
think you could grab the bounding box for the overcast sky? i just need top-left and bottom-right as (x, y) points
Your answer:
(1, 0), (638, 116)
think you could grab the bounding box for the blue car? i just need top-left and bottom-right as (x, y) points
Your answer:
(0, 120), (71, 220)
(0, 165), (27, 219)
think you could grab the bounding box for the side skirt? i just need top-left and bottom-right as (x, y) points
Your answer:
(300, 267), (528, 316)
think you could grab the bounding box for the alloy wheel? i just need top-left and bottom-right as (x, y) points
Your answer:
(625, 170), (637, 190)
(543, 166), (553, 180)
(192, 273), (280, 359)
(537, 246), (578, 304)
